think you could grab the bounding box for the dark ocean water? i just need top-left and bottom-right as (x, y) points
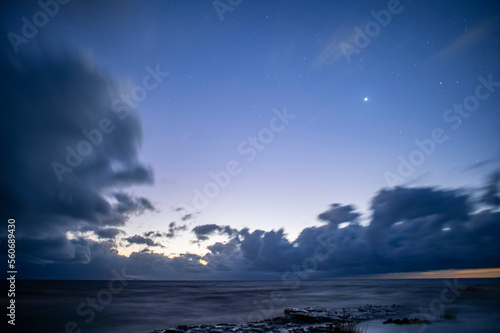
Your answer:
(3, 279), (500, 333)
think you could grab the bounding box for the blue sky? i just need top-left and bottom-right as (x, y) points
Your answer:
(1, 0), (499, 279)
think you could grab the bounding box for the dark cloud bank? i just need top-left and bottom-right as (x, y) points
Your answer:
(0, 43), (155, 275)
(1, 46), (500, 280)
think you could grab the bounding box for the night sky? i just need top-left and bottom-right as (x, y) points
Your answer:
(1, 0), (499, 280)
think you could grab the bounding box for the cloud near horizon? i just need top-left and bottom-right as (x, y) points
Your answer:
(9, 177), (500, 279)
(125, 235), (165, 248)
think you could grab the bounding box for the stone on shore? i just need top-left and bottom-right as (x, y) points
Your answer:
(152, 304), (402, 333)
(383, 317), (430, 325)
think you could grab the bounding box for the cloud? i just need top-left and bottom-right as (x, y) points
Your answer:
(199, 180), (500, 279)
(192, 224), (221, 241)
(368, 186), (470, 233)
(125, 235), (164, 248)
(95, 228), (125, 239)
(166, 221), (188, 238)
(143, 222), (188, 239)
(7, 174), (500, 279)
(15, 240), (212, 280)
(144, 231), (164, 238)
(17, 236), (92, 265)
(317, 204), (360, 227)
(431, 16), (500, 61)
(481, 170), (500, 207)
(0, 44), (154, 264)
(11, 178), (500, 279)
(192, 224), (238, 241)
(114, 192), (156, 215)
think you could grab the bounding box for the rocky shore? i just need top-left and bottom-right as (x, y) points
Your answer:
(152, 304), (404, 333)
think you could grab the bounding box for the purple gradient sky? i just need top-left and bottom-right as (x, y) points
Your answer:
(3, 0), (499, 259)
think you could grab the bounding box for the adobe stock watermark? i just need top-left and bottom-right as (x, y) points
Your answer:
(339, 0), (408, 63)
(408, 278), (466, 333)
(384, 73), (500, 187)
(181, 106), (295, 212)
(51, 64), (169, 183)
(51, 267), (128, 333)
(7, 0), (71, 54)
(236, 231), (337, 324)
(213, 0), (243, 22)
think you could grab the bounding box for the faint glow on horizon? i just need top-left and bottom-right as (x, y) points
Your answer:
(354, 268), (500, 279)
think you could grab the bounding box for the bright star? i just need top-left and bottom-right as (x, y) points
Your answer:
(364, 97), (368, 102)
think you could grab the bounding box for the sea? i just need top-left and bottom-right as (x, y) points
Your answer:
(4, 278), (500, 333)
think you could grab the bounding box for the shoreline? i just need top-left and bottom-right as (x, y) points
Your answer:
(152, 304), (411, 333)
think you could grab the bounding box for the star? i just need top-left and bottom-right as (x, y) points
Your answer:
(364, 97), (368, 102)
